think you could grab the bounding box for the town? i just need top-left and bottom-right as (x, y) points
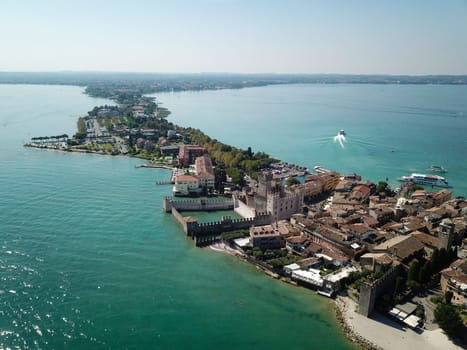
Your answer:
(25, 92), (467, 347)
(165, 152), (466, 341)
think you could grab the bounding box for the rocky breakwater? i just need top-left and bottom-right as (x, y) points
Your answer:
(334, 297), (382, 350)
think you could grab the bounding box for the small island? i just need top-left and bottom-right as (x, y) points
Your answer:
(25, 87), (467, 350)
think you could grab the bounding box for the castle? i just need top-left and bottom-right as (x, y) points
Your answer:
(244, 172), (305, 222)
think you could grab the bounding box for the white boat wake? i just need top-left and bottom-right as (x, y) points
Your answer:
(333, 134), (346, 148)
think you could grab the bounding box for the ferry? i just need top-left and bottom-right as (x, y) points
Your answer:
(427, 165), (447, 173)
(337, 129), (346, 136)
(398, 173), (450, 188)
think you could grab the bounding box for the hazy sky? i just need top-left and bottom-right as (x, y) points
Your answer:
(1, 0), (467, 74)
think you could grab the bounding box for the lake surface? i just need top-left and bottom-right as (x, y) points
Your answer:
(0, 84), (357, 349)
(158, 84), (467, 196)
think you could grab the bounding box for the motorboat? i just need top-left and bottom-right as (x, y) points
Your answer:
(427, 165), (447, 173)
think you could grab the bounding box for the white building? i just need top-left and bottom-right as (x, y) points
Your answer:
(173, 175), (200, 196)
(195, 155), (215, 191)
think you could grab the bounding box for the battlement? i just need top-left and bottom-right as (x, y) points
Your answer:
(165, 195), (272, 246)
(163, 196), (234, 212)
(187, 212), (272, 236)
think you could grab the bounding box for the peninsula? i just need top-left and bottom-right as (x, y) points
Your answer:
(25, 87), (467, 350)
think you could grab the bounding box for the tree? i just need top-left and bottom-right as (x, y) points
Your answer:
(408, 259), (421, 282)
(376, 181), (389, 193)
(434, 303), (463, 338)
(439, 248), (448, 268)
(394, 276), (406, 294)
(430, 248), (440, 270)
(419, 261), (431, 284)
(245, 146), (253, 159)
(445, 290), (453, 305)
(448, 246), (458, 262)
(226, 167), (244, 186)
(214, 166), (227, 193)
(376, 181), (395, 196)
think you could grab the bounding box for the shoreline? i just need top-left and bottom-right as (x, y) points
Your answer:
(209, 241), (463, 350)
(335, 296), (462, 350)
(23, 143), (173, 165)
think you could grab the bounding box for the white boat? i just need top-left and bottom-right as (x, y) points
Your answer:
(314, 165), (331, 174)
(337, 129), (346, 136)
(398, 173), (450, 188)
(427, 165), (447, 173)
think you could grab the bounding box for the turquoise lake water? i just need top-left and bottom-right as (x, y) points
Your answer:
(0, 85), (358, 349)
(158, 84), (467, 196)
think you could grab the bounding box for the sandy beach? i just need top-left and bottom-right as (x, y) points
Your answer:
(336, 296), (463, 350)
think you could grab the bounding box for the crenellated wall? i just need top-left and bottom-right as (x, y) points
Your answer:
(165, 196), (272, 246)
(163, 196), (234, 212)
(187, 212), (272, 238)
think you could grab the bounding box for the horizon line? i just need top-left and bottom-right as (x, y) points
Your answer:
(1, 70), (467, 77)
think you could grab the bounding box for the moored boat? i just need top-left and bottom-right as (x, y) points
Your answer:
(314, 165), (332, 174)
(397, 173), (450, 188)
(427, 165), (447, 173)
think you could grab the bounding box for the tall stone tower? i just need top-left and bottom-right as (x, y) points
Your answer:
(438, 218), (454, 250)
(257, 172), (273, 198)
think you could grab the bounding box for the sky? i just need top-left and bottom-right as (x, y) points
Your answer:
(1, 0), (467, 74)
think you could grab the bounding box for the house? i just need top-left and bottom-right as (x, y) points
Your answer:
(350, 184), (372, 203)
(195, 155), (215, 191)
(360, 253), (394, 272)
(173, 175), (200, 196)
(411, 231), (438, 255)
(178, 145), (206, 166)
(369, 204), (394, 225)
(249, 225), (285, 250)
(322, 265), (358, 292)
(434, 189), (452, 206)
(347, 223), (374, 241)
(440, 258), (467, 305)
(285, 234), (308, 253)
(373, 235), (425, 263)
(304, 172), (340, 197)
(160, 145), (180, 157)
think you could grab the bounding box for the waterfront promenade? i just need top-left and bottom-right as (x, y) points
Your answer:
(336, 297), (462, 350)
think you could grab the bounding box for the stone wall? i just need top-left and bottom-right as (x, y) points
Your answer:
(358, 264), (402, 317)
(233, 195), (256, 218)
(187, 212), (272, 238)
(163, 196), (234, 212)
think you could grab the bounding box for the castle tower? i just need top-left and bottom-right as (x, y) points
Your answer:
(257, 172), (273, 198)
(438, 218), (454, 250)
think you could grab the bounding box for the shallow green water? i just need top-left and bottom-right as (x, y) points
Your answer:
(0, 85), (355, 349)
